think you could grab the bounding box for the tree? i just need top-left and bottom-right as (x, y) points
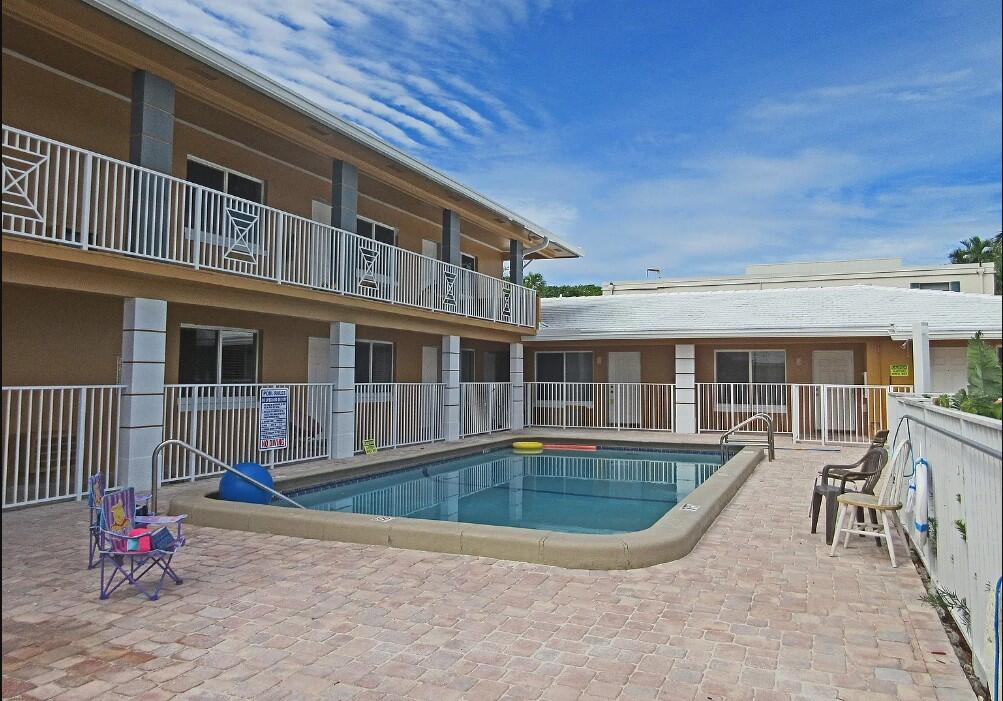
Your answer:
(948, 235), (995, 264)
(517, 272), (603, 298)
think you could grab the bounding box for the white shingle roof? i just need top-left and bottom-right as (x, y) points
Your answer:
(532, 286), (1002, 341)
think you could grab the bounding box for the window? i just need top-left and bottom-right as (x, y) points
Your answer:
(179, 326), (259, 384)
(910, 281), (960, 292)
(186, 158), (263, 203)
(535, 351), (593, 382)
(356, 217), (396, 246)
(713, 350), (786, 409)
(461, 349), (476, 382)
(355, 340), (394, 383)
(461, 253), (478, 272)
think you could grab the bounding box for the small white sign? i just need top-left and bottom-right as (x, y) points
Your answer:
(258, 387), (289, 451)
(681, 503), (701, 512)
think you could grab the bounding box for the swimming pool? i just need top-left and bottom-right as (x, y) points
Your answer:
(169, 436), (764, 569)
(282, 448), (723, 534)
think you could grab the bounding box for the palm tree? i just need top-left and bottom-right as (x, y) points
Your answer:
(949, 235), (995, 264)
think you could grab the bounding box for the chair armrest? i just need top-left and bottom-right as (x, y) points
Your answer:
(136, 514), (186, 525)
(837, 470), (873, 492)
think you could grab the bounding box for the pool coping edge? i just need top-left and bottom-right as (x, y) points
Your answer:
(168, 443), (764, 570)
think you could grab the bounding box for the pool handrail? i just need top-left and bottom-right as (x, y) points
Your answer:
(150, 439), (306, 513)
(719, 413), (775, 462)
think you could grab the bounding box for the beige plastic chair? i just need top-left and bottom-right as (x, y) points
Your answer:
(829, 439), (910, 567)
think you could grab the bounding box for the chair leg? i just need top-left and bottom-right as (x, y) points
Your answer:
(829, 504), (847, 557)
(810, 491), (823, 533)
(881, 512), (897, 568)
(824, 492), (839, 545)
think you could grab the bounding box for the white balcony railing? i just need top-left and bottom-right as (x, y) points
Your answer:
(2, 385), (122, 508)
(524, 382), (676, 431)
(1, 125), (536, 327)
(161, 383), (335, 482)
(354, 383), (445, 453)
(460, 382), (512, 436)
(696, 382), (912, 443)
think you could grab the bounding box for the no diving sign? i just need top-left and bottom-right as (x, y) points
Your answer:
(259, 387), (289, 451)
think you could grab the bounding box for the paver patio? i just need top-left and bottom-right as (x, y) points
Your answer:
(1, 441), (974, 700)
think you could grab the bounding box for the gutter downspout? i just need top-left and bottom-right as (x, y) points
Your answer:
(523, 236), (550, 258)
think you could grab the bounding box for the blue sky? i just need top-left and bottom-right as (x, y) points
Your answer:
(134, 0), (1002, 284)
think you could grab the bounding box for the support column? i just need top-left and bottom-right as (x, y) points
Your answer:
(329, 322), (356, 458)
(129, 71), (175, 173)
(330, 160), (358, 233)
(119, 298), (167, 492)
(443, 335), (461, 441)
(441, 209), (461, 266)
(129, 71), (175, 257)
(912, 322), (932, 394)
(510, 342), (525, 430)
(509, 239), (524, 286)
(675, 344), (696, 434)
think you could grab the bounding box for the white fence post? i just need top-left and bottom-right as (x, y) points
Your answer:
(73, 388), (88, 499)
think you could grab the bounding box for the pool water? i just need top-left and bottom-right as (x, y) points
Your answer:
(282, 448), (723, 534)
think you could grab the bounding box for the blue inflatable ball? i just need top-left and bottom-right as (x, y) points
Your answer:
(219, 462), (274, 505)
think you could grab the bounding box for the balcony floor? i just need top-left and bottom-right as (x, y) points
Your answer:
(1, 433), (973, 700)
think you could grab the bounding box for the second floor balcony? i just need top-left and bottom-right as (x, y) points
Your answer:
(2, 125), (537, 328)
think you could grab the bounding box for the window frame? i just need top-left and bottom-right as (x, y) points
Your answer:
(178, 324), (261, 386)
(712, 349), (787, 411)
(460, 348), (476, 383)
(184, 156), (266, 253)
(910, 281), (961, 292)
(355, 339), (395, 385)
(460, 253), (478, 272)
(356, 215), (397, 247)
(533, 350), (595, 407)
(176, 324), (261, 411)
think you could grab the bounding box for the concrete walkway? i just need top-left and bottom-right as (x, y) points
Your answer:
(1, 441), (974, 700)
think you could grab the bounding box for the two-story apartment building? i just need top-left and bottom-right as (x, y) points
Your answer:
(1, 0), (581, 503)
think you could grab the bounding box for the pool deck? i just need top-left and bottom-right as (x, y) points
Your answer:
(1, 433), (975, 700)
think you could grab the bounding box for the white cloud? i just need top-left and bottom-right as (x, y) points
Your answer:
(128, 0), (554, 149)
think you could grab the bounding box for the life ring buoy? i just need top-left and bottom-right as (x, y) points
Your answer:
(512, 441), (543, 451)
(907, 458), (929, 544)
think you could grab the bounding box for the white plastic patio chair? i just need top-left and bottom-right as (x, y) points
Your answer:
(829, 439), (910, 567)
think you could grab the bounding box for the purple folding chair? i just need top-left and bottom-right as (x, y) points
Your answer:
(97, 487), (187, 601)
(87, 473), (152, 569)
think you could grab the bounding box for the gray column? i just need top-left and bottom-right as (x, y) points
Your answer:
(912, 321), (932, 394)
(331, 160), (358, 233)
(442, 335), (461, 441)
(329, 322), (356, 458)
(509, 240), (524, 286)
(675, 344), (696, 433)
(510, 342), (525, 430)
(441, 209), (461, 266)
(119, 298), (167, 492)
(129, 71), (175, 173)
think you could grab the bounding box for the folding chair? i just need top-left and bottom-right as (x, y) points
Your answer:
(87, 473), (152, 569)
(96, 487), (186, 600)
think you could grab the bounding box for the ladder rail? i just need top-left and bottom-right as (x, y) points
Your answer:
(719, 413), (775, 462)
(150, 439), (306, 513)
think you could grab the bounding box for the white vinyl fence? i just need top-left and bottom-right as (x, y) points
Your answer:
(696, 383), (911, 444)
(2, 125), (535, 327)
(525, 383), (676, 431)
(460, 383), (512, 437)
(161, 383), (334, 482)
(354, 383), (445, 453)
(2, 385), (122, 508)
(887, 396), (1002, 693)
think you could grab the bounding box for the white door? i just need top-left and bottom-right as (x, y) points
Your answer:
(608, 352), (641, 426)
(309, 201), (334, 288)
(421, 346), (439, 435)
(931, 347), (967, 394)
(811, 350), (856, 437)
(308, 337), (328, 383)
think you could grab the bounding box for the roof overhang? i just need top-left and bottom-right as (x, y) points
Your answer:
(525, 326), (1003, 343)
(78, 0), (583, 261)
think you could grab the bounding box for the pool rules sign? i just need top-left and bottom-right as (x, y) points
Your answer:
(258, 387), (289, 451)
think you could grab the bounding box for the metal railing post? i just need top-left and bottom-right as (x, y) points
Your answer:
(79, 154), (92, 250)
(74, 388), (88, 500)
(192, 188), (203, 270)
(274, 215), (285, 283)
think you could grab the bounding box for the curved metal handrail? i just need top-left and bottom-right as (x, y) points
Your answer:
(719, 413), (775, 462)
(150, 439), (306, 514)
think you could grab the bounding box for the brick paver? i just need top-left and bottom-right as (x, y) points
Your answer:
(1, 442), (974, 700)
